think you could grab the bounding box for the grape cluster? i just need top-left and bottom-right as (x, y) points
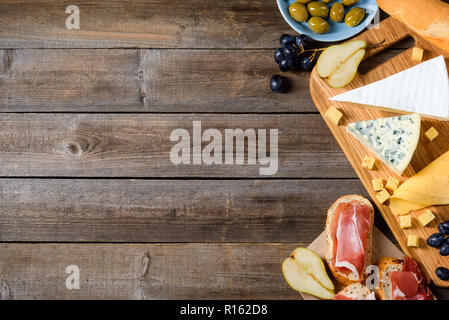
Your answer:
(270, 34), (322, 93)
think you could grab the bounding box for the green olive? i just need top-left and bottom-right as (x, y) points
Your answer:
(345, 7), (365, 27)
(342, 0), (359, 6)
(308, 16), (330, 34)
(330, 2), (344, 22)
(321, 0), (331, 3)
(289, 2), (308, 23)
(307, 1), (329, 18)
(297, 0), (312, 4)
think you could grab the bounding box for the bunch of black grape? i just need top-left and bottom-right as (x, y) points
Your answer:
(271, 34), (321, 93)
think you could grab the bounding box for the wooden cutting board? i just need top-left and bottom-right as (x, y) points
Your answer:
(310, 16), (449, 287)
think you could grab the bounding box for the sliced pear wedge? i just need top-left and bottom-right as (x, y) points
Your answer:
(291, 247), (334, 291)
(282, 247), (335, 299)
(317, 40), (366, 78)
(327, 49), (365, 88)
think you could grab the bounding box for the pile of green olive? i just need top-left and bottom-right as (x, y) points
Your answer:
(288, 0), (366, 34)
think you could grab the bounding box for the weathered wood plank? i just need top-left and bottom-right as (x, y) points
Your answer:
(0, 178), (366, 242)
(0, 0), (290, 49)
(0, 114), (355, 178)
(0, 243), (300, 300)
(0, 49), (313, 112)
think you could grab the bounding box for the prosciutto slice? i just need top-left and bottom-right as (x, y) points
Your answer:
(390, 256), (433, 300)
(329, 200), (371, 280)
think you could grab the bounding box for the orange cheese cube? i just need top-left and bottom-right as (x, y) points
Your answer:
(407, 235), (419, 247)
(372, 178), (384, 192)
(361, 156), (375, 170)
(325, 106), (343, 126)
(418, 209), (436, 227)
(411, 47), (424, 62)
(385, 176), (400, 191)
(376, 189), (390, 204)
(425, 127), (438, 142)
(400, 215), (412, 229)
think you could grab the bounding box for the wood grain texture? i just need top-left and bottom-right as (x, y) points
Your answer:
(0, 114), (355, 178)
(0, 0), (290, 49)
(0, 49), (314, 113)
(310, 17), (449, 287)
(0, 178), (367, 242)
(0, 243), (299, 300)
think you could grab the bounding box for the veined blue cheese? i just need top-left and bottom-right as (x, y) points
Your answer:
(347, 114), (421, 175)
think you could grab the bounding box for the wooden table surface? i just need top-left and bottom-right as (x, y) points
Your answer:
(0, 0), (447, 300)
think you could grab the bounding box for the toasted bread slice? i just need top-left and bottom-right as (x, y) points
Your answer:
(376, 257), (434, 300)
(376, 257), (403, 300)
(325, 195), (374, 286)
(335, 283), (375, 300)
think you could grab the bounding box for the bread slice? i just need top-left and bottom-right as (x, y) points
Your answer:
(376, 257), (403, 300)
(335, 283), (375, 300)
(376, 257), (434, 300)
(325, 195), (374, 286)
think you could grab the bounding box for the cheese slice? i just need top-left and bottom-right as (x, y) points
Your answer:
(347, 114), (421, 175)
(331, 56), (449, 120)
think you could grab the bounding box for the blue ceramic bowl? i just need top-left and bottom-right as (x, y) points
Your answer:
(277, 0), (379, 42)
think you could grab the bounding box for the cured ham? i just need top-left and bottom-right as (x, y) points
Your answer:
(329, 200), (371, 280)
(390, 256), (433, 300)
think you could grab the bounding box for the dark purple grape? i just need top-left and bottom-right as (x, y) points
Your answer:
(436, 267), (449, 281)
(438, 220), (449, 235)
(270, 74), (285, 93)
(280, 34), (296, 48)
(427, 233), (445, 248)
(300, 56), (315, 71)
(274, 48), (285, 64)
(440, 239), (449, 256)
(295, 34), (309, 49)
(282, 44), (297, 59)
(279, 57), (294, 72)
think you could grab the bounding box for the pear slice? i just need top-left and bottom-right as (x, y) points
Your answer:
(291, 247), (334, 291)
(317, 40), (366, 78)
(327, 49), (365, 88)
(282, 247), (335, 299)
(282, 258), (335, 299)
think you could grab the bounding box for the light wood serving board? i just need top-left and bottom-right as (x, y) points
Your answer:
(310, 16), (449, 288)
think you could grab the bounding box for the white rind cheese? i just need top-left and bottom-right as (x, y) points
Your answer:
(347, 114), (421, 175)
(331, 56), (449, 120)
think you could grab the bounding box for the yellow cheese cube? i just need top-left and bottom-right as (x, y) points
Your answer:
(325, 106), (343, 126)
(407, 235), (419, 247)
(376, 189), (390, 204)
(400, 215), (412, 229)
(411, 47), (424, 62)
(425, 127), (439, 142)
(385, 176), (400, 191)
(417, 209), (436, 227)
(361, 156), (375, 170)
(372, 178), (384, 192)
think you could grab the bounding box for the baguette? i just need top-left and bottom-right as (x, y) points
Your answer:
(377, 0), (449, 54)
(325, 195), (374, 286)
(334, 283), (375, 300)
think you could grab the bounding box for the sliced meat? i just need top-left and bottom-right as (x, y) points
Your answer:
(329, 201), (371, 280)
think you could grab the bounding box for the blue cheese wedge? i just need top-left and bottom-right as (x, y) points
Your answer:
(331, 56), (449, 120)
(347, 114), (421, 175)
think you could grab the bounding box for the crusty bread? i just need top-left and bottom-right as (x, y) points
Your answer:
(336, 283), (375, 300)
(377, 0), (449, 54)
(376, 257), (403, 300)
(325, 195), (374, 286)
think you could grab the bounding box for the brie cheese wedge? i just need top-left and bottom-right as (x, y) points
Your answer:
(331, 55), (449, 120)
(347, 114), (421, 175)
